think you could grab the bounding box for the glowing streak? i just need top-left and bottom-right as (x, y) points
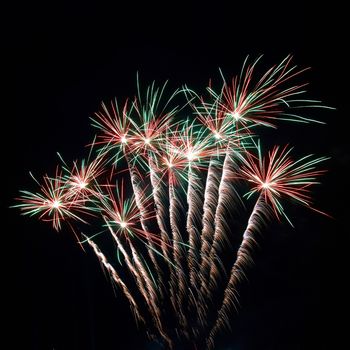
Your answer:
(87, 239), (145, 324)
(187, 166), (202, 291)
(168, 181), (188, 329)
(107, 224), (171, 347)
(203, 148), (241, 312)
(206, 195), (266, 348)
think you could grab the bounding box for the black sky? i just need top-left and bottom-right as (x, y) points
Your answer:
(5, 1), (348, 349)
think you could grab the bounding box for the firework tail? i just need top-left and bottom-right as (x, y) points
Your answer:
(87, 238), (145, 325)
(124, 153), (164, 292)
(203, 147), (238, 297)
(168, 180), (189, 333)
(128, 239), (173, 348)
(148, 153), (184, 332)
(107, 223), (172, 348)
(196, 157), (222, 326)
(187, 165), (203, 292)
(107, 226), (150, 311)
(206, 194), (266, 349)
(148, 153), (172, 268)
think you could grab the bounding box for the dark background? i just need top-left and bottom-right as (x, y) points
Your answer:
(4, 1), (347, 349)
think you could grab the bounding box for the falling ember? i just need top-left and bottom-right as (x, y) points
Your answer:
(14, 56), (331, 350)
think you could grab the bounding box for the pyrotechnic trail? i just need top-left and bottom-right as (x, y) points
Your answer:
(87, 238), (145, 325)
(206, 194), (267, 349)
(203, 55), (324, 306)
(148, 153), (172, 267)
(206, 143), (328, 347)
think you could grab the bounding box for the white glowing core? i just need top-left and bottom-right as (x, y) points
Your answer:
(144, 138), (151, 145)
(121, 135), (128, 144)
(52, 200), (61, 209)
(120, 221), (127, 228)
(261, 182), (271, 189)
(214, 131), (221, 139)
(233, 112), (241, 120)
(187, 151), (196, 161)
(78, 181), (88, 189)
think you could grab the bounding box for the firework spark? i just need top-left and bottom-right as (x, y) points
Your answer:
(206, 142), (328, 347)
(15, 169), (94, 231)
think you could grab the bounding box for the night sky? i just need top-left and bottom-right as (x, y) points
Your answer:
(5, 1), (347, 349)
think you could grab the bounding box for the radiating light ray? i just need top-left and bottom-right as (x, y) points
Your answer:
(91, 99), (134, 162)
(127, 91), (175, 160)
(238, 141), (329, 223)
(98, 178), (164, 247)
(59, 153), (107, 201)
(208, 56), (324, 130)
(14, 169), (94, 231)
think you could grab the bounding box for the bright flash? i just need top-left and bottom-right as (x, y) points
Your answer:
(78, 181), (88, 189)
(120, 221), (127, 228)
(52, 200), (61, 209)
(186, 151), (197, 161)
(121, 135), (128, 144)
(261, 182), (271, 189)
(144, 138), (151, 145)
(213, 130), (221, 139)
(233, 112), (241, 120)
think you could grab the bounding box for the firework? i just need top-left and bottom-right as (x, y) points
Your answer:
(206, 142), (328, 347)
(14, 57), (330, 349)
(14, 168), (96, 231)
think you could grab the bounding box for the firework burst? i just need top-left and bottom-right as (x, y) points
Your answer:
(239, 141), (329, 223)
(14, 169), (94, 231)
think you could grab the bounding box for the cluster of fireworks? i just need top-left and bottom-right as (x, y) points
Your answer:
(15, 56), (330, 349)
